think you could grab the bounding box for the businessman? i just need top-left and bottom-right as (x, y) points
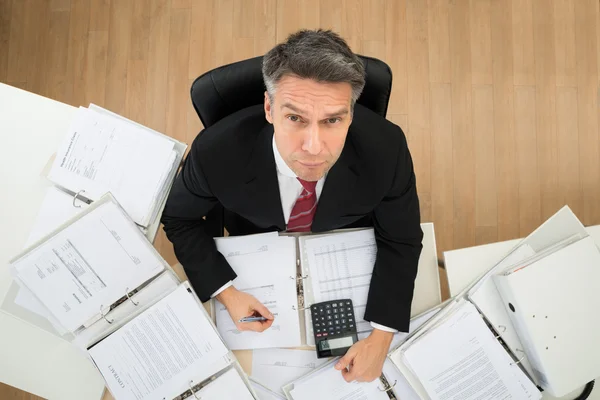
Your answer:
(161, 29), (423, 383)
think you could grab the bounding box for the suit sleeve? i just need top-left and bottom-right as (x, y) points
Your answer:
(363, 127), (423, 332)
(160, 135), (237, 302)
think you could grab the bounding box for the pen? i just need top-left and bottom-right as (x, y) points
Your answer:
(238, 316), (268, 323)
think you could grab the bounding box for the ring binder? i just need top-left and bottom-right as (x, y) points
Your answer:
(289, 274), (309, 280)
(510, 348), (526, 366)
(378, 379), (397, 392)
(72, 189), (86, 208)
(292, 305), (310, 311)
(125, 288), (139, 306)
(100, 305), (113, 324)
(188, 380), (200, 399)
(495, 324), (507, 339)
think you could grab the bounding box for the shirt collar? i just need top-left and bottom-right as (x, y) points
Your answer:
(272, 135), (298, 178)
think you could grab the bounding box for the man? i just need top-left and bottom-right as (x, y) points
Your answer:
(161, 29), (423, 383)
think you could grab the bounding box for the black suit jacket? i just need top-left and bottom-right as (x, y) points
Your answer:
(161, 104), (423, 332)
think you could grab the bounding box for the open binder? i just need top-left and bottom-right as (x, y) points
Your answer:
(212, 225), (440, 350)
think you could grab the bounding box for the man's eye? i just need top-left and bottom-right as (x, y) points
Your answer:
(287, 115), (301, 122)
(327, 118), (341, 124)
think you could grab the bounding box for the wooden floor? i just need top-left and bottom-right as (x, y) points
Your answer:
(1, 0), (599, 398)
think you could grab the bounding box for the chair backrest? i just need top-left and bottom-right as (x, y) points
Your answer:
(190, 55), (392, 128)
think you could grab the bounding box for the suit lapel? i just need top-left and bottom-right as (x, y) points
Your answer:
(242, 124), (286, 230)
(312, 137), (361, 231)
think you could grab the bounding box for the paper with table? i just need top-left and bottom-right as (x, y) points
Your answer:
(6, 194), (180, 347)
(88, 283), (257, 400)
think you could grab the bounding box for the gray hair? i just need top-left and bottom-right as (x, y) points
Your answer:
(262, 29), (366, 110)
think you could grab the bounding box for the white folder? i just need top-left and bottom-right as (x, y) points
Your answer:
(493, 235), (600, 398)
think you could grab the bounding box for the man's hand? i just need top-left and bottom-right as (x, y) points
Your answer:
(334, 329), (394, 382)
(216, 286), (274, 332)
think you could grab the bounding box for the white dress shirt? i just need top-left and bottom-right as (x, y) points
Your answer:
(210, 137), (396, 333)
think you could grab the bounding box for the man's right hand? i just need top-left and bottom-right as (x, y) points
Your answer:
(216, 286), (274, 332)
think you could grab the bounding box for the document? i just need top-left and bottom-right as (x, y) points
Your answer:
(288, 361), (390, 400)
(251, 348), (330, 396)
(402, 301), (540, 400)
(191, 367), (255, 399)
(301, 229), (376, 335)
(251, 379), (286, 400)
(88, 285), (231, 400)
(48, 107), (175, 226)
(215, 233), (302, 349)
(11, 200), (164, 331)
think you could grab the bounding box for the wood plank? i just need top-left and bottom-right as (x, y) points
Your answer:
(42, 10), (71, 101)
(427, 0), (450, 83)
(575, 0), (600, 225)
(189, 0), (216, 78)
(0, 382), (44, 400)
(320, 0), (343, 32)
(491, 0), (519, 241)
(130, 0), (151, 61)
(362, 40), (385, 61)
(89, 0), (111, 32)
(125, 59), (147, 124)
(384, 0), (408, 115)
(472, 84), (497, 244)
(253, 0), (277, 55)
(470, 0), (492, 85)
(167, 7), (191, 141)
(554, 0), (577, 87)
(514, 86), (541, 236)
(430, 83), (454, 253)
(50, 0), (71, 12)
(104, 0), (133, 112)
(233, 0), (254, 38)
(83, 30), (109, 106)
(341, 0), (363, 53)
(25, 0), (50, 95)
(0, 0), (13, 82)
(277, 0), (320, 42)
(406, 0), (431, 224)
(449, 0), (474, 247)
(172, 0), (192, 8)
(145, 0), (171, 132)
(363, 0), (385, 41)
(533, 0), (560, 221)
(233, 37), (255, 62)
(6, 0), (26, 83)
(387, 114), (408, 133)
(512, 0), (535, 85)
(556, 86), (582, 216)
(213, 0), (234, 66)
(64, 0), (91, 106)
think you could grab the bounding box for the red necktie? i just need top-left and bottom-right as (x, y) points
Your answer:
(287, 178), (318, 232)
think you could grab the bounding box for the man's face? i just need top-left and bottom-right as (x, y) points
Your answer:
(265, 75), (353, 182)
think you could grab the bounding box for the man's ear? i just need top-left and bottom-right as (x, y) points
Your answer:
(264, 92), (273, 124)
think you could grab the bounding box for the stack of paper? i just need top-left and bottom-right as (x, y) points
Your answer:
(47, 105), (179, 228)
(390, 299), (541, 400)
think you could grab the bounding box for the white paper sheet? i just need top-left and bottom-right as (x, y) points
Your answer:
(288, 361), (390, 400)
(88, 285), (231, 400)
(251, 349), (330, 396)
(301, 230), (377, 336)
(402, 301), (540, 400)
(215, 233), (302, 349)
(47, 107), (174, 226)
(251, 379), (286, 400)
(11, 200), (165, 331)
(191, 367), (255, 400)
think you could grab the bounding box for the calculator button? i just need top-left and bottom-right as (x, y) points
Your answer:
(349, 323), (355, 328)
(316, 333), (322, 337)
(329, 327), (335, 332)
(327, 315), (332, 320)
(334, 320), (339, 325)
(342, 324), (348, 329)
(327, 321), (333, 326)
(321, 317), (325, 321)
(322, 332), (328, 337)
(348, 318), (354, 322)
(325, 304), (331, 309)
(332, 302), (337, 307)
(345, 301), (351, 305)
(341, 319), (346, 324)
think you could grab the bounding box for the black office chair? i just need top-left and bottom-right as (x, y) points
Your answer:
(189, 55), (393, 237)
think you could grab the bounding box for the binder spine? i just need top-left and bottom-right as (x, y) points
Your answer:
(298, 238), (316, 342)
(378, 373), (398, 399)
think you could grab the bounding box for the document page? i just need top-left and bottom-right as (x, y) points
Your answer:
(48, 107), (175, 226)
(215, 233), (302, 349)
(251, 379), (286, 400)
(11, 200), (164, 331)
(402, 301), (540, 400)
(88, 284), (231, 400)
(301, 229), (376, 335)
(188, 367), (255, 400)
(288, 361), (390, 400)
(251, 348), (330, 396)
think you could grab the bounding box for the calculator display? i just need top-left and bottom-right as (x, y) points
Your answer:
(319, 336), (354, 351)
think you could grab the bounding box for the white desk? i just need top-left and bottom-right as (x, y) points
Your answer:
(444, 224), (600, 400)
(0, 83), (106, 400)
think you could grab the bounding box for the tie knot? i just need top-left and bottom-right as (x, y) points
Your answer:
(297, 178), (317, 193)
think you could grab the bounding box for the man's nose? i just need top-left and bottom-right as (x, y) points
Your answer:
(302, 122), (323, 155)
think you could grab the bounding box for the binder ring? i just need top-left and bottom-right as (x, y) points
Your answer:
(100, 305), (113, 324)
(495, 325), (507, 339)
(510, 348), (526, 366)
(289, 274), (309, 280)
(73, 190), (86, 208)
(125, 287), (139, 306)
(378, 379), (397, 392)
(189, 380), (200, 399)
(292, 305), (310, 311)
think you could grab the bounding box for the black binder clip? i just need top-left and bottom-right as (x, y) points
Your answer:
(188, 380), (200, 399)
(510, 348), (526, 366)
(125, 287), (139, 306)
(100, 304), (113, 324)
(72, 189), (86, 208)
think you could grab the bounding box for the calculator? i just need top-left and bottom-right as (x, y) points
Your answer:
(310, 299), (359, 358)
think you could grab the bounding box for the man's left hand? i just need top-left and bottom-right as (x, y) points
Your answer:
(334, 328), (394, 382)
